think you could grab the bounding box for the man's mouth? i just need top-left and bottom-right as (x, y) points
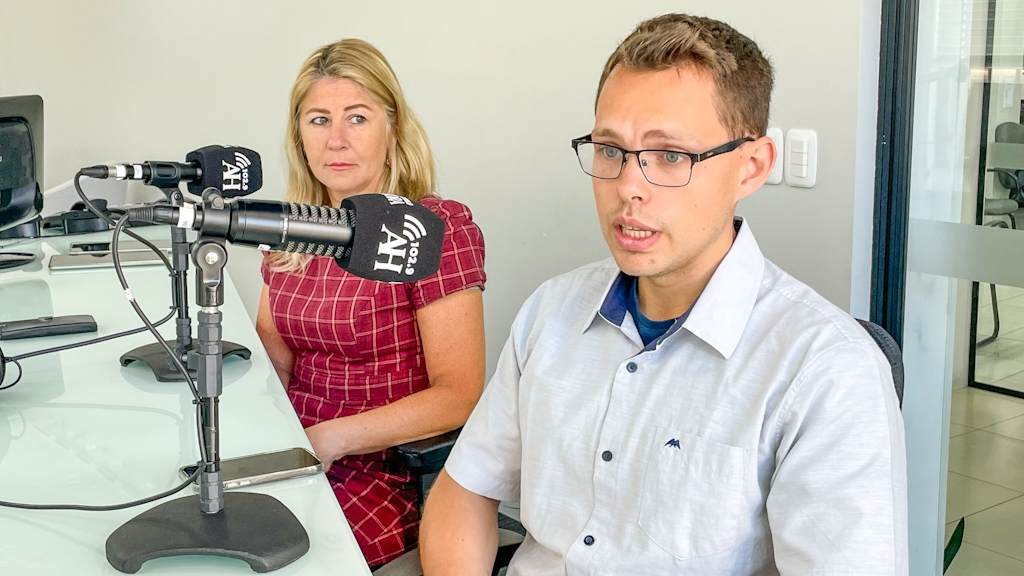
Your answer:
(619, 224), (655, 239)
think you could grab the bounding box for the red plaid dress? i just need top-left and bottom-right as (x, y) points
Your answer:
(261, 197), (485, 567)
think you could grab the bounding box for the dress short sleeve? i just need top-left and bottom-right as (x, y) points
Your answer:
(408, 197), (486, 309)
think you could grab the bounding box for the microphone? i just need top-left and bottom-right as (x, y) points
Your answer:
(80, 146), (262, 197)
(128, 193), (445, 282)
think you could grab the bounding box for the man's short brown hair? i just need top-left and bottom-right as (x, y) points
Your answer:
(597, 14), (773, 139)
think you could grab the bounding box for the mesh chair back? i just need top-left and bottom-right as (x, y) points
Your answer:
(856, 319), (904, 409)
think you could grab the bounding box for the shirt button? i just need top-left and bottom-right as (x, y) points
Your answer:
(584, 535), (595, 546)
(626, 362), (637, 373)
(601, 450), (613, 462)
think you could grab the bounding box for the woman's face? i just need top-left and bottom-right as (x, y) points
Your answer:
(299, 77), (392, 205)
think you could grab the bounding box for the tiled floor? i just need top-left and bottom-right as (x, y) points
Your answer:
(944, 386), (1024, 575)
(953, 287), (1024, 573)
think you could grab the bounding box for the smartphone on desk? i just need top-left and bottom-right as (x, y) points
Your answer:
(68, 239), (171, 254)
(178, 447), (324, 491)
(49, 250), (169, 270)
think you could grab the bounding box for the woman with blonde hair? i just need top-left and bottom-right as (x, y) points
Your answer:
(256, 38), (486, 567)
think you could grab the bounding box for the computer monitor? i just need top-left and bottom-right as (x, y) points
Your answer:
(0, 95), (44, 269)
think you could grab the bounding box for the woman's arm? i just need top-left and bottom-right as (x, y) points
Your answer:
(256, 284), (296, 388)
(304, 288), (485, 469)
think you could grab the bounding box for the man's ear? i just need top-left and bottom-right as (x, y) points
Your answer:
(735, 136), (775, 201)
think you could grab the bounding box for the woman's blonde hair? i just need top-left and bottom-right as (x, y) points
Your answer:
(272, 38), (437, 271)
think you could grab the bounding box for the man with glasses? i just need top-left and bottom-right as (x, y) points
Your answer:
(420, 13), (907, 575)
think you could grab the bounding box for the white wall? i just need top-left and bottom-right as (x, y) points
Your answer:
(0, 0), (881, 375)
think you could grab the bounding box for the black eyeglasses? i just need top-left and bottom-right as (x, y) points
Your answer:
(570, 134), (755, 187)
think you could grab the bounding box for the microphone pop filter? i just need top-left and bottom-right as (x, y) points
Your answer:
(186, 145), (262, 197)
(336, 193), (445, 283)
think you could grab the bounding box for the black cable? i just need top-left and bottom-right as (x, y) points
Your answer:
(0, 168), (182, 375)
(0, 174), (179, 368)
(73, 171), (173, 273)
(0, 391), (210, 511)
(109, 214), (200, 403)
(0, 205), (214, 512)
(110, 214), (209, 467)
(0, 353), (23, 391)
(0, 463), (204, 511)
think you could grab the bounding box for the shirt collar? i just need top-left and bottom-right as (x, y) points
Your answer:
(582, 217), (765, 359)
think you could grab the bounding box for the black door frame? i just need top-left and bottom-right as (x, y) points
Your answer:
(871, 0), (920, 346)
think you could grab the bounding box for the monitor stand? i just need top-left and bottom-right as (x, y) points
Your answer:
(0, 216), (41, 240)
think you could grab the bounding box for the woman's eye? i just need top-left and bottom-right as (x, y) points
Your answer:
(350, 115), (367, 125)
(311, 116), (328, 126)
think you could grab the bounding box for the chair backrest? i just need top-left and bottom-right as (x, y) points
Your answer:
(993, 122), (1024, 200)
(856, 319), (904, 409)
(994, 121), (1024, 145)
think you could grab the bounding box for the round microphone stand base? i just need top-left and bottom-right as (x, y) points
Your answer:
(119, 341), (251, 382)
(108, 230), (309, 573)
(105, 491), (309, 574)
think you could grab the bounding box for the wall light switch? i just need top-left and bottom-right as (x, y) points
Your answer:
(784, 129), (817, 188)
(766, 127), (783, 185)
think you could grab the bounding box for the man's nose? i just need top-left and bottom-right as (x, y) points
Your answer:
(616, 152), (650, 204)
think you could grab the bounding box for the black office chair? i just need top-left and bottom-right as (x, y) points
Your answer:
(379, 320), (905, 575)
(989, 122), (1024, 215)
(375, 430), (524, 576)
(857, 319), (904, 409)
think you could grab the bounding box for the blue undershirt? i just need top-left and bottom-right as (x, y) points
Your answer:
(626, 278), (678, 346)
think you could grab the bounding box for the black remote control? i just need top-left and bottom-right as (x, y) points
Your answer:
(0, 315), (98, 340)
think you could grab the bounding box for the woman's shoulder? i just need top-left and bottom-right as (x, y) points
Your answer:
(417, 195), (475, 223)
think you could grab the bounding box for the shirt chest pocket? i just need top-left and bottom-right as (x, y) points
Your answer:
(639, 427), (748, 560)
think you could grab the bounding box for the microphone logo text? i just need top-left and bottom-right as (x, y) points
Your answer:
(373, 214), (430, 276)
(384, 193), (413, 207)
(221, 152), (252, 192)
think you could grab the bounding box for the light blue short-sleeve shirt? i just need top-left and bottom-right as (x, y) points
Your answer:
(445, 218), (909, 575)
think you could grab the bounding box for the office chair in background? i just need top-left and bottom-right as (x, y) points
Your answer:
(378, 320), (905, 576)
(978, 122), (1024, 346)
(375, 432), (525, 576)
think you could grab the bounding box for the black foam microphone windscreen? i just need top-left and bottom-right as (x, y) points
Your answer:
(185, 146), (262, 197)
(336, 193), (445, 282)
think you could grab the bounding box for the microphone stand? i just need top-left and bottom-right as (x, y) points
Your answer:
(119, 185), (251, 381)
(106, 217), (309, 573)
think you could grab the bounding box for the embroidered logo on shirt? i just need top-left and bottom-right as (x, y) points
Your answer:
(664, 439), (681, 449)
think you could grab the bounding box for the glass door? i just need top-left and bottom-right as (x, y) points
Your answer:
(895, 0), (1024, 573)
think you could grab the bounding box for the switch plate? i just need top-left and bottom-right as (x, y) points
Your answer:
(784, 129), (817, 188)
(766, 127), (783, 185)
